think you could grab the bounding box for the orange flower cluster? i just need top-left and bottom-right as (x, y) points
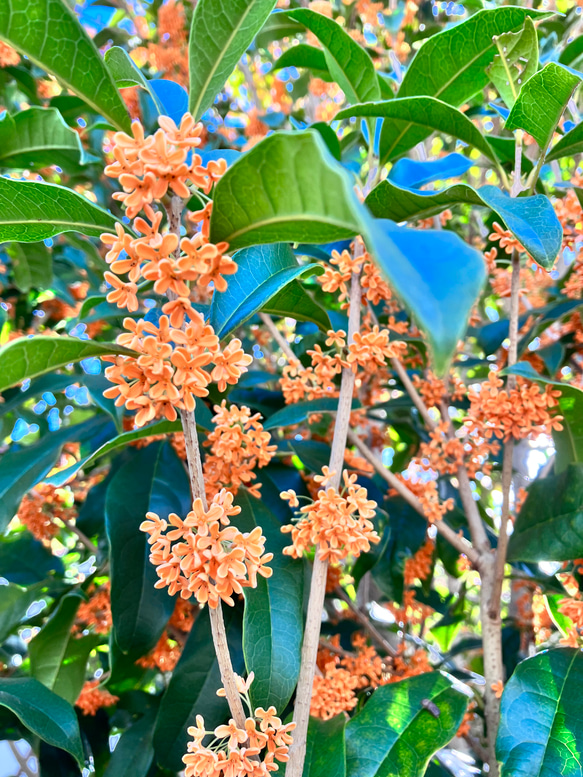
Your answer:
(183, 679), (294, 777)
(311, 660), (360, 719)
(403, 539), (434, 586)
(136, 631), (181, 672)
(281, 470), (380, 561)
(16, 484), (73, 542)
(0, 42), (20, 67)
(412, 371), (465, 410)
(76, 582), (112, 635)
(392, 474), (454, 524)
(140, 489), (273, 608)
(318, 246), (391, 307)
(347, 325), (407, 370)
(203, 402), (276, 500)
(147, 0), (189, 87)
(418, 422), (498, 479)
(104, 312), (252, 427)
(280, 349), (341, 404)
(465, 371), (563, 442)
(76, 680), (119, 716)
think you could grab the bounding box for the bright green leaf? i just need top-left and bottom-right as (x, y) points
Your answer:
(0, 0), (129, 132)
(0, 677), (85, 766)
(0, 335), (135, 393)
(345, 672), (468, 777)
(0, 107), (86, 172)
(188, 0), (278, 121)
(104, 46), (165, 114)
(237, 490), (303, 712)
(209, 243), (323, 337)
(497, 648), (583, 776)
(335, 97), (496, 164)
(546, 120), (583, 162)
(487, 17), (538, 109)
(262, 280), (331, 331)
(506, 62), (581, 151)
(274, 43), (330, 79)
(105, 442), (186, 655)
(545, 594), (574, 637)
(0, 177), (124, 243)
(303, 715), (346, 777)
(7, 241), (53, 292)
(263, 397), (362, 431)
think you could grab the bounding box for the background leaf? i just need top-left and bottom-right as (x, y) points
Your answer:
(105, 442), (186, 655)
(0, 582), (48, 644)
(293, 715), (346, 777)
(7, 241), (53, 293)
(487, 17), (538, 110)
(546, 120), (583, 162)
(0, 677), (85, 766)
(497, 648), (583, 777)
(103, 703), (158, 777)
(345, 672), (468, 777)
(0, 0), (129, 131)
(188, 0), (278, 120)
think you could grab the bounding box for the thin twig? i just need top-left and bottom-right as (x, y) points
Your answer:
(259, 312), (299, 364)
(390, 357), (436, 429)
(334, 587), (397, 657)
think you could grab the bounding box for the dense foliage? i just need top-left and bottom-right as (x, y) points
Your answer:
(1, 1), (583, 776)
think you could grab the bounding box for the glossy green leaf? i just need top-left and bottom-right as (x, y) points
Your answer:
(507, 464), (583, 562)
(7, 241), (52, 293)
(274, 43), (330, 78)
(188, 0), (278, 120)
(153, 607), (244, 771)
(0, 107), (86, 171)
(0, 582), (47, 644)
(210, 131), (363, 249)
(0, 177), (123, 243)
(545, 594), (574, 638)
(104, 46), (164, 114)
(0, 415), (107, 533)
(303, 715), (347, 777)
(345, 671), (468, 777)
(559, 35), (583, 68)
(263, 397), (362, 430)
(487, 17), (538, 109)
(237, 490), (303, 712)
(364, 219), (486, 374)
(0, 677), (84, 766)
(210, 243), (323, 338)
(105, 442), (186, 655)
(0, 0), (129, 132)
(103, 704), (158, 777)
(284, 8), (381, 107)
(0, 534), (63, 585)
(262, 280), (331, 331)
(0, 335), (135, 393)
(497, 648), (583, 776)
(365, 181), (563, 271)
(506, 63), (581, 151)
(255, 11), (304, 48)
(334, 97), (496, 164)
(546, 120), (583, 162)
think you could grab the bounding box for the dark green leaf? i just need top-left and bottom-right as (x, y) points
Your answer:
(153, 607), (244, 772)
(262, 280), (331, 331)
(559, 35), (583, 67)
(105, 443), (187, 655)
(546, 120), (583, 162)
(0, 177), (124, 243)
(508, 464), (583, 562)
(210, 243), (323, 338)
(210, 131), (363, 250)
(255, 11), (304, 49)
(189, 0), (278, 121)
(303, 715), (346, 777)
(487, 17), (538, 109)
(0, 677), (84, 766)
(345, 672), (468, 777)
(506, 63), (581, 151)
(284, 8), (381, 108)
(0, 107), (86, 171)
(103, 704), (158, 777)
(274, 44), (330, 79)
(263, 397), (362, 430)
(0, 534), (63, 584)
(7, 241), (53, 292)
(0, 335), (135, 392)
(0, 582), (47, 644)
(497, 648), (583, 776)
(0, 0), (129, 132)
(236, 490), (303, 712)
(335, 97), (496, 164)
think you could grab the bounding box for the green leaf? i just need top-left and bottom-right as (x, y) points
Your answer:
(302, 715), (347, 777)
(0, 0), (129, 132)
(487, 17), (538, 109)
(7, 241), (53, 293)
(0, 677), (85, 766)
(497, 648), (583, 776)
(284, 9), (381, 108)
(365, 181), (563, 271)
(274, 43), (330, 79)
(0, 582), (47, 644)
(0, 534), (63, 585)
(153, 607), (244, 772)
(255, 11), (304, 49)
(188, 0), (278, 121)
(105, 442), (186, 655)
(209, 243), (323, 338)
(545, 594), (574, 638)
(263, 397), (362, 430)
(345, 672), (468, 777)
(104, 46), (164, 114)
(103, 704), (158, 777)
(398, 7), (548, 103)
(559, 35), (583, 68)
(236, 490), (303, 712)
(507, 464), (583, 563)
(0, 177), (124, 243)
(546, 120), (583, 162)
(0, 416), (107, 533)
(210, 131), (363, 250)
(262, 280), (331, 331)
(0, 107), (86, 172)
(364, 219), (486, 374)
(335, 97), (496, 164)
(506, 63), (581, 151)
(0, 335), (135, 393)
